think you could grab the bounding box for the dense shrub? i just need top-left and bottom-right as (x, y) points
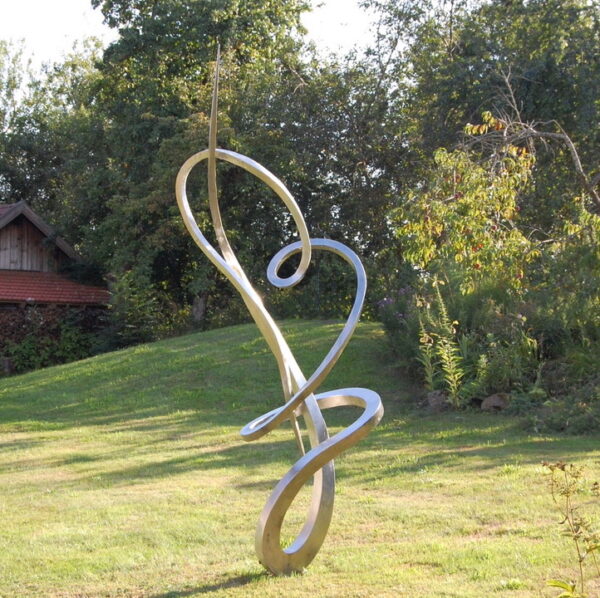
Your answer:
(0, 305), (101, 374)
(96, 270), (196, 351)
(382, 141), (600, 428)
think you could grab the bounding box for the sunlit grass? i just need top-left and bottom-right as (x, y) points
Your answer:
(0, 320), (598, 597)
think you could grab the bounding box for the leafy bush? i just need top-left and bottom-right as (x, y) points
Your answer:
(97, 270), (170, 350)
(381, 137), (600, 421)
(1, 308), (95, 374)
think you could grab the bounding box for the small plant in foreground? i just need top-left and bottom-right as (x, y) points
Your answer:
(416, 281), (466, 407)
(543, 462), (600, 597)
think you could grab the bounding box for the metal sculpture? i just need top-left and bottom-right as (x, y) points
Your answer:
(175, 52), (384, 576)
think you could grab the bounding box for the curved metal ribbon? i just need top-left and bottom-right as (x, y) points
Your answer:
(174, 54), (383, 575)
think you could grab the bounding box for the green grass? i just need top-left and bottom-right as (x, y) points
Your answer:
(0, 320), (599, 597)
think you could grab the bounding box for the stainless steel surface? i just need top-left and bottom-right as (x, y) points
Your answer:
(174, 53), (383, 575)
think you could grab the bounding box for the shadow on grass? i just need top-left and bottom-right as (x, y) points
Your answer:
(0, 439), (45, 451)
(332, 412), (600, 483)
(0, 412), (588, 497)
(1, 315), (598, 493)
(2, 402), (598, 490)
(79, 438), (295, 487)
(150, 571), (268, 596)
(234, 478), (281, 491)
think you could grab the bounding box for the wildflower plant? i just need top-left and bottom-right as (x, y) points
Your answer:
(543, 462), (600, 597)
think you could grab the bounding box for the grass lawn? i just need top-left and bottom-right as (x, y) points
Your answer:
(0, 320), (598, 597)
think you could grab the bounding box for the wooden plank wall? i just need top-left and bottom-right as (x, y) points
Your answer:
(0, 216), (64, 272)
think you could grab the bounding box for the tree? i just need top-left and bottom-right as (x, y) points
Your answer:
(85, 0), (315, 326)
(363, 0), (600, 223)
(0, 41), (33, 202)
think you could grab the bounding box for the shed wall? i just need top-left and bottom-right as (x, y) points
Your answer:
(0, 216), (67, 272)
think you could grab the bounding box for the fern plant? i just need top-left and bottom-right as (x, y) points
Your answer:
(417, 317), (436, 391)
(436, 337), (464, 408)
(417, 281), (467, 407)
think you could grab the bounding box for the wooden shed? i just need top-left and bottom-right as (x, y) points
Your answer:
(0, 202), (110, 374)
(0, 201), (109, 307)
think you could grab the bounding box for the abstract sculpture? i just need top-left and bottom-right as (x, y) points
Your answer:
(175, 52), (384, 575)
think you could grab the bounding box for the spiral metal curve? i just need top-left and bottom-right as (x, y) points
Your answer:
(174, 54), (383, 575)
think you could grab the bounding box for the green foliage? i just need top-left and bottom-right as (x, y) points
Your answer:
(363, 1), (600, 418)
(395, 145), (536, 294)
(1, 309), (94, 374)
(382, 142), (599, 420)
(416, 319), (435, 391)
(100, 270), (168, 349)
(84, 0), (312, 320)
(383, 147), (537, 401)
(546, 579), (582, 598)
(1, 0), (599, 401)
(416, 283), (465, 407)
(0, 40), (34, 202)
(6, 325), (92, 374)
(0, 41), (26, 137)
(533, 380), (600, 435)
(2, 1), (335, 334)
(365, 0), (600, 216)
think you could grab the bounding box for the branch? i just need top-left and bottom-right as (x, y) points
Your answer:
(464, 119), (600, 213)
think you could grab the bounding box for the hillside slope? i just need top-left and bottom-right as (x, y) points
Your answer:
(0, 320), (402, 432)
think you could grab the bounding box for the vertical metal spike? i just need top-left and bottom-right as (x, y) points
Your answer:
(207, 44), (220, 217)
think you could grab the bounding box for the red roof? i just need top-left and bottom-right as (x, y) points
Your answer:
(0, 270), (110, 305)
